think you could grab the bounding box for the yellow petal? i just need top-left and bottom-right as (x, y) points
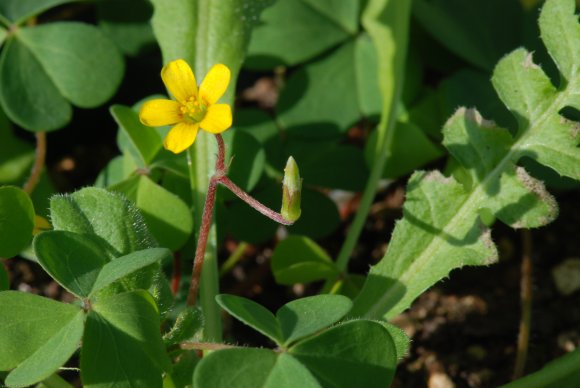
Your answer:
(161, 59), (198, 103)
(199, 64), (231, 105)
(164, 122), (200, 154)
(139, 99), (182, 127)
(200, 104), (232, 134)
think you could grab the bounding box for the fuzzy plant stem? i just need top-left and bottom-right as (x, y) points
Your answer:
(513, 229), (533, 379)
(186, 134), (226, 307)
(186, 134), (295, 307)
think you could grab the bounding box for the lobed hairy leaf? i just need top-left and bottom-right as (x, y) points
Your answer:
(350, 0), (580, 320)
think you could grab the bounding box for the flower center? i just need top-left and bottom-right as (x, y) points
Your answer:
(181, 97), (207, 123)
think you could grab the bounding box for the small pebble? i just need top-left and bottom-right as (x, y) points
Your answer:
(552, 258), (580, 296)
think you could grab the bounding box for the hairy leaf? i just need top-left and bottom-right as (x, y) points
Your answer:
(81, 291), (171, 387)
(350, 0), (580, 320)
(5, 311), (84, 387)
(0, 291), (81, 371)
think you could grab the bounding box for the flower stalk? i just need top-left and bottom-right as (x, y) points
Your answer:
(186, 134), (301, 306)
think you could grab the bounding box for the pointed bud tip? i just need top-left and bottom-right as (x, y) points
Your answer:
(281, 156), (302, 223)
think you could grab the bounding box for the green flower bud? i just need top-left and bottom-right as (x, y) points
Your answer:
(281, 156), (302, 223)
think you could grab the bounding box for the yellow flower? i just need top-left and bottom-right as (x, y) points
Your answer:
(139, 59), (232, 154)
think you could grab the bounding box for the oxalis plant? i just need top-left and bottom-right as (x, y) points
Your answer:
(0, 0), (578, 387)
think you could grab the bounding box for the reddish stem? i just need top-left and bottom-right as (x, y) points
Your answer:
(186, 135), (226, 307)
(171, 251), (182, 295)
(218, 176), (293, 226)
(185, 134), (293, 306)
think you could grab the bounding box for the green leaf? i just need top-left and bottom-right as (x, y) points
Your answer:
(277, 35), (380, 132)
(287, 189), (340, 239)
(271, 236), (339, 285)
(16, 22), (124, 108)
(94, 155), (136, 188)
(0, 291), (81, 371)
(437, 70), (514, 130)
(365, 120), (444, 179)
(288, 141), (370, 191)
(194, 349), (320, 388)
(90, 247), (171, 295)
(349, 0), (580, 320)
(149, 0), (197, 66)
(34, 231), (109, 298)
(379, 322), (410, 360)
(502, 347), (580, 388)
(290, 320), (397, 387)
(81, 290), (171, 387)
(413, 0), (523, 71)
(164, 351), (199, 388)
(97, 0), (155, 57)
(133, 176), (193, 251)
(225, 182), (279, 244)
(493, 49), (579, 179)
(163, 307), (204, 346)
(0, 186), (34, 258)
(216, 294), (283, 344)
(0, 0), (78, 24)
(246, 0), (358, 69)
(50, 187), (156, 257)
(0, 21), (124, 132)
(0, 38), (71, 131)
(0, 112), (35, 183)
(150, 0), (274, 342)
(110, 105), (162, 167)
(538, 0), (579, 85)
(151, 0), (273, 102)
(5, 311), (84, 387)
(277, 295), (352, 345)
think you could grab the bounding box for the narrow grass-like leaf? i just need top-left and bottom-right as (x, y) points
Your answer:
(350, 0), (580, 320)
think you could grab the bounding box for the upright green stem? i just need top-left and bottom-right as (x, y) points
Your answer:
(332, 0), (412, 276)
